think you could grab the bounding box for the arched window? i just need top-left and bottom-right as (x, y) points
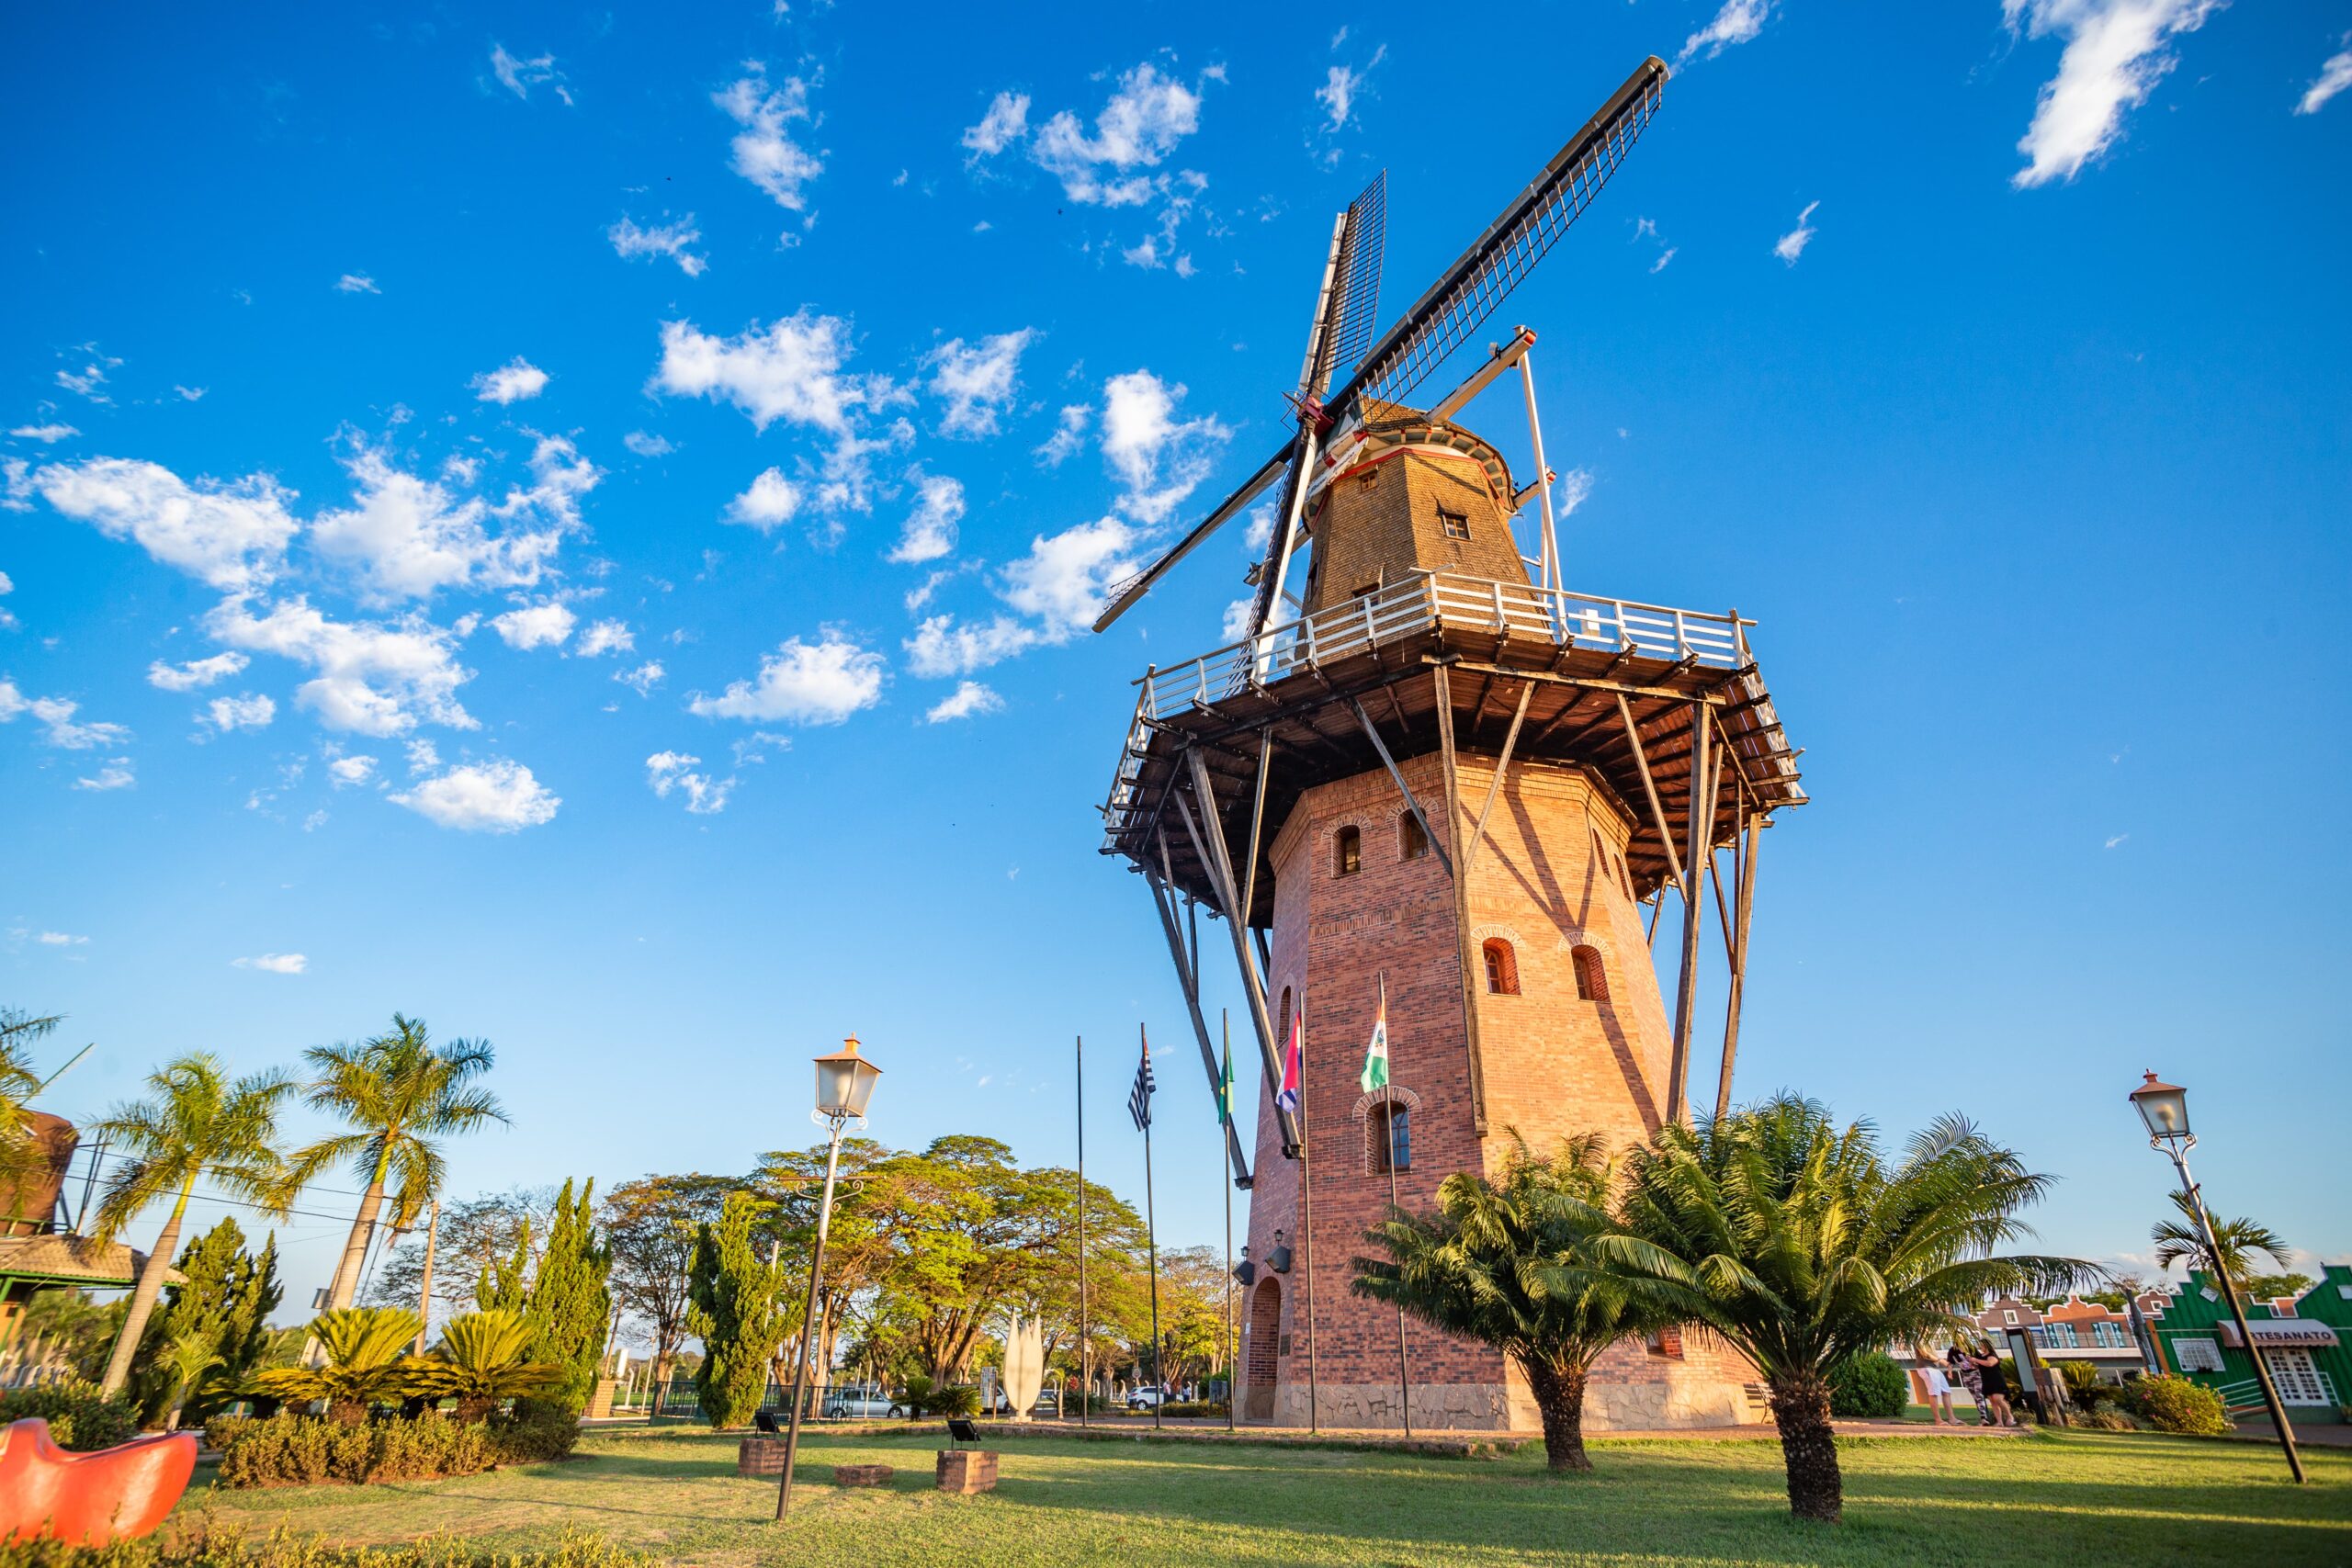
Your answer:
(1571, 944), (1610, 1003)
(1481, 938), (1520, 996)
(1335, 825), (1362, 876)
(1399, 812), (1429, 861)
(1368, 1100), (1411, 1174)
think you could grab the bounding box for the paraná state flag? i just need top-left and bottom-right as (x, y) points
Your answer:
(1360, 977), (1390, 1093)
(1127, 1032), (1155, 1133)
(1275, 1004), (1303, 1117)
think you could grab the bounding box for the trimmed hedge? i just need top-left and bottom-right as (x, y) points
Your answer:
(0, 1522), (648, 1568)
(2121, 1375), (2232, 1437)
(0, 1381), (139, 1452)
(204, 1409), (582, 1488)
(1826, 1353), (1910, 1419)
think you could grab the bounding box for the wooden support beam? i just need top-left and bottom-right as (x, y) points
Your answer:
(1614, 695), (1688, 894)
(1239, 728), (1273, 927)
(1144, 858), (1252, 1185)
(1461, 682), (1534, 879)
(1178, 747), (1302, 1156)
(1714, 807), (1759, 1122)
(1424, 655), (1727, 706)
(1667, 701), (1712, 1124)
(1645, 892), (1666, 950)
(1432, 667), (1490, 1135)
(1347, 697), (1453, 879)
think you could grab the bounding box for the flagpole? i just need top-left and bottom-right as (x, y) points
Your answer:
(1300, 993), (1319, 1434)
(1077, 1033), (1089, 1429)
(1140, 1021), (1163, 1432)
(1378, 976), (1413, 1439)
(1221, 1010), (1236, 1434)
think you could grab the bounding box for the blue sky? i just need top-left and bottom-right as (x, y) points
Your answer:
(5, 2), (2348, 1325)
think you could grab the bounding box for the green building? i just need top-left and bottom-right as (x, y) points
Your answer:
(2145, 1262), (2352, 1425)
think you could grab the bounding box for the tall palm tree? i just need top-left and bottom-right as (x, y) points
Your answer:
(292, 1015), (506, 1315)
(2151, 1190), (2292, 1281)
(1600, 1097), (2092, 1524)
(89, 1055), (298, 1395)
(1351, 1133), (1680, 1472)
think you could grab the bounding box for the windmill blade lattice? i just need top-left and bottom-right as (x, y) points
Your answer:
(1314, 171), (1387, 395)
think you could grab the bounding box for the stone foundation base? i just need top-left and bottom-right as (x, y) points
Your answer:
(1248, 1375), (1764, 1432)
(935, 1449), (999, 1494)
(737, 1438), (785, 1477)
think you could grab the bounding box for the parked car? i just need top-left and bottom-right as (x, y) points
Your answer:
(1125, 1387), (1167, 1411)
(822, 1386), (906, 1419)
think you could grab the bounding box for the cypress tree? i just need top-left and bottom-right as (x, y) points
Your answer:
(519, 1178), (612, 1416)
(130, 1218), (283, 1426)
(686, 1190), (790, 1428)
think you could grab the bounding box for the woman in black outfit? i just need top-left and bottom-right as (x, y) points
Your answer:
(1970, 1343), (2018, 1427)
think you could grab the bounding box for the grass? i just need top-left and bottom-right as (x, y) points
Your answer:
(171, 1424), (2352, 1568)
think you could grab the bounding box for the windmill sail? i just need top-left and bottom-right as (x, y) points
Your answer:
(1091, 55), (1667, 637)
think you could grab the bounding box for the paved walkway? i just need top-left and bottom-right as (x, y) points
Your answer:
(2222, 1416), (2352, 1449)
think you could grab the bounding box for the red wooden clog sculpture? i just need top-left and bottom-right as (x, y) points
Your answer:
(0, 1417), (197, 1545)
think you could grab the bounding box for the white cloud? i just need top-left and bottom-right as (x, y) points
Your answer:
(1676, 0), (1774, 68)
(716, 65), (824, 216)
(490, 44), (571, 105)
(1313, 53), (1385, 134)
(37, 457), (298, 591)
(1033, 63), (1202, 207)
(925, 681), (1003, 723)
(577, 618), (634, 657)
(204, 692), (277, 732)
(204, 595), (476, 736)
(175, 386), (206, 402)
(148, 650), (249, 691)
(0, 678), (132, 750)
(233, 952), (307, 974)
(888, 471), (965, 564)
(646, 750), (733, 814)
(469, 357), (550, 404)
(392, 757), (560, 831)
(650, 312), (887, 435)
(690, 631), (885, 724)
(904, 613), (1039, 677)
(327, 753), (379, 787)
(2295, 35), (2352, 116)
(925, 330), (1035, 439)
(74, 758), (134, 791)
(1000, 515), (1142, 637)
(726, 468), (803, 532)
(1099, 369), (1230, 523)
(610, 215), (708, 276)
(2006, 0), (2221, 189)
(614, 660), (664, 695)
(309, 443), (576, 604)
(405, 738), (439, 773)
(1035, 404), (1091, 467)
(1773, 200), (1821, 265)
(336, 274), (380, 294)
(55, 355), (116, 402)
(2104, 832), (2129, 849)
(9, 423), (76, 444)
(491, 602), (576, 649)
(33, 931), (87, 946)
(963, 91), (1031, 158)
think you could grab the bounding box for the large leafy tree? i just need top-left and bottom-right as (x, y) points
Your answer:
(2150, 1190), (2294, 1283)
(600, 1174), (729, 1400)
(1354, 1133), (1679, 1472)
(1604, 1098), (2092, 1522)
(89, 1055), (297, 1395)
(366, 1186), (558, 1321)
(292, 1014), (506, 1314)
(686, 1189), (791, 1427)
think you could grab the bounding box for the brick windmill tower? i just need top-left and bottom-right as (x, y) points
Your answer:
(1094, 57), (1805, 1430)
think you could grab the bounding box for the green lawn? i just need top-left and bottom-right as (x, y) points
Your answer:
(175, 1425), (2351, 1568)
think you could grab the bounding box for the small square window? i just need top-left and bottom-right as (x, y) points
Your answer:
(1438, 509), (1470, 541)
(1399, 813), (1429, 860)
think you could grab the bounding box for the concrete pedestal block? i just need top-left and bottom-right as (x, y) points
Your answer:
(737, 1438), (786, 1477)
(832, 1463), (894, 1487)
(934, 1449), (999, 1494)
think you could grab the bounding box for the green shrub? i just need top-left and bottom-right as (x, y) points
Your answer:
(0, 1380), (138, 1451)
(1826, 1352), (1910, 1418)
(205, 1413), (493, 1488)
(2081, 1408), (2142, 1431)
(2055, 1360), (2113, 1412)
(2121, 1375), (2232, 1437)
(489, 1404), (581, 1464)
(1158, 1400), (1228, 1418)
(0, 1520), (650, 1568)
(895, 1377), (980, 1418)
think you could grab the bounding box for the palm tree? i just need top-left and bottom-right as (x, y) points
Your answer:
(1600, 1097), (2093, 1524)
(292, 1015), (506, 1315)
(0, 1009), (61, 1190)
(159, 1328), (225, 1431)
(89, 1055), (297, 1395)
(1351, 1133), (1680, 1472)
(2151, 1190), (2292, 1282)
(246, 1307), (425, 1424)
(416, 1309), (562, 1422)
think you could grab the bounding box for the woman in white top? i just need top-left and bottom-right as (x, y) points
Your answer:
(1919, 1358), (1957, 1426)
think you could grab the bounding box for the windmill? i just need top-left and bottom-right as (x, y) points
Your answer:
(1093, 55), (1809, 1432)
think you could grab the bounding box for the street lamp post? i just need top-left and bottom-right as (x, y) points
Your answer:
(776, 1036), (882, 1521)
(2128, 1071), (2304, 1484)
